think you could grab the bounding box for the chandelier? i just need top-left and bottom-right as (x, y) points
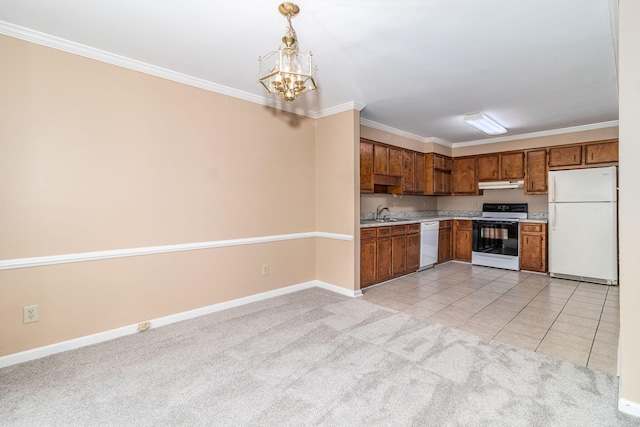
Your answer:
(258, 3), (318, 102)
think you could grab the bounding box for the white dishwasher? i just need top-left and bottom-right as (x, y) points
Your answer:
(419, 221), (440, 271)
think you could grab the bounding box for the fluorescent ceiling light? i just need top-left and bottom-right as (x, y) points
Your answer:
(463, 113), (507, 135)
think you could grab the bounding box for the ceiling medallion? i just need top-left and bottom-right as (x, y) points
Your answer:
(258, 3), (318, 102)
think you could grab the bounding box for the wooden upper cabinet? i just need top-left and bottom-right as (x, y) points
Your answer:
(424, 153), (452, 195)
(452, 156), (478, 195)
(525, 149), (548, 195)
(477, 154), (499, 181)
(360, 141), (374, 193)
(402, 150), (415, 193)
(548, 140), (618, 170)
(372, 143), (402, 178)
(389, 147), (403, 177)
(585, 140), (618, 165)
(414, 153), (426, 194)
(373, 144), (389, 175)
(500, 151), (525, 180)
(549, 145), (582, 168)
(477, 152), (524, 181)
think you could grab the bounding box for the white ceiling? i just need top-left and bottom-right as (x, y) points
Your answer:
(0, 0), (619, 145)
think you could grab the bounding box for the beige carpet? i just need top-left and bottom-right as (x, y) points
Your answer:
(1, 288), (638, 426)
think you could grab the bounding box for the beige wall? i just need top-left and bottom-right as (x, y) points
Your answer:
(315, 110), (359, 290)
(0, 35), (325, 356)
(360, 194), (438, 216)
(437, 191), (548, 213)
(618, 0), (640, 407)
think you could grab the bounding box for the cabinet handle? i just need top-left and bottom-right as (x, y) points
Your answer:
(573, 154), (576, 162)
(591, 153), (594, 160)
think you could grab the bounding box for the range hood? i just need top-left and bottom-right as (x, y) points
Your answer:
(478, 180), (524, 190)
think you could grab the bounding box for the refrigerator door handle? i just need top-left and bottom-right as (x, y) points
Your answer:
(551, 203), (556, 231)
(550, 175), (556, 203)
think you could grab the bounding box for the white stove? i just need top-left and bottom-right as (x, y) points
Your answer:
(471, 203), (528, 271)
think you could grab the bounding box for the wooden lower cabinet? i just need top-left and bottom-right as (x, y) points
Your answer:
(392, 225), (407, 276)
(406, 224), (421, 271)
(520, 222), (547, 273)
(453, 220), (473, 262)
(360, 224), (421, 288)
(438, 220), (452, 263)
(376, 228), (393, 283)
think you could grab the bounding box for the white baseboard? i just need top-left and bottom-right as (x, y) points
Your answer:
(619, 398), (640, 417)
(315, 280), (363, 298)
(0, 280), (360, 369)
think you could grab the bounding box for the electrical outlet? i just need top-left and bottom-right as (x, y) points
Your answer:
(23, 305), (38, 324)
(262, 264), (269, 276)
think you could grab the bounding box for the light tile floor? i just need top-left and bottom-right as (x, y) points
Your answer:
(361, 262), (620, 375)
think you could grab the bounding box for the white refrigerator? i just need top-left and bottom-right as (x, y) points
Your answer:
(548, 166), (618, 285)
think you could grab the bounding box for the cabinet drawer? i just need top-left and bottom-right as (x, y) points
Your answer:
(392, 225), (408, 236)
(377, 227), (392, 238)
(454, 219), (472, 229)
(408, 223), (421, 234)
(520, 223), (543, 233)
(361, 228), (377, 241)
(439, 220), (452, 229)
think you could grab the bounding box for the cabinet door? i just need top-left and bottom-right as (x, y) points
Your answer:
(402, 150), (415, 193)
(585, 140), (618, 165)
(549, 145), (582, 168)
(519, 223), (547, 272)
(452, 157), (478, 194)
(414, 153), (426, 194)
(406, 233), (421, 271)
(435, 155), (452, 171)
(360, 240), (377, 287)
(525, 149), (548, 195)
(438, 227), (452, 263)
(477, 154), (499, 181)
(376, 238), (392, 281)
(453, 220), (473, 262)
(500, 151), (525, 180)
(360, 141), (374, 193)
(373, 145), (389, 175)
(391, 235), (407, 276)
(389, 147), (403, 177)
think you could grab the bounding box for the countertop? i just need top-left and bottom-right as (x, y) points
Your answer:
(360, 216), (548, 228)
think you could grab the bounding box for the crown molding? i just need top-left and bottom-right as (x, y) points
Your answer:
(0, 20), (325, 119)
(360, 119), (454, 147)
(316, 102), (366, 119)
(452, 120), (620, 148)
(1, 21), (620, 146)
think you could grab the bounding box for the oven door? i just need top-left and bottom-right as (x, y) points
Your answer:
(472, 220), (519, 256)
(472, 219), (520, 270)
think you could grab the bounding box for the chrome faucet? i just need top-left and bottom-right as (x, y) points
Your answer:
(375, 204), (390, 220)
